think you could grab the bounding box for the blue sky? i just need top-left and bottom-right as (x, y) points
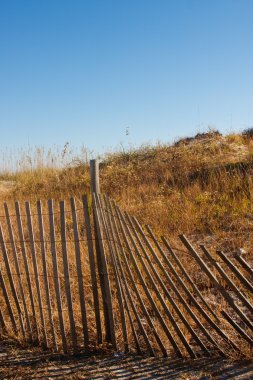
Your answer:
(0, 0), (252, 154)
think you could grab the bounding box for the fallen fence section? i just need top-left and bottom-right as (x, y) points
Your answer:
(0, 194), (253, 358)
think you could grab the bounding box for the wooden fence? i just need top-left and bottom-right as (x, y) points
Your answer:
(0, 160), (253, 358)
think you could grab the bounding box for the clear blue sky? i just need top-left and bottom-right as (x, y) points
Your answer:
(0, 0), (252, 154)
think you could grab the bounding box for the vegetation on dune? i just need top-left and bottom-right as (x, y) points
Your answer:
(0, 129), (253, 252)
(0, 129), (253, 358)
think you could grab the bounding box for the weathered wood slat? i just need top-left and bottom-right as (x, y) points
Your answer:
(0, 223), (25, 338)
(4, 203), (32, 340)
(100, 195), (128, 353)
(48, 199), (67, 353)
(200, 246), (253, 317)
(59, 200), (77, 352)
(216, 250), (253, 293)
(26, 202), (47, 347)
(160, 235), (238, 353)
(0, 306), (7, 333)
(180, 235), (253, 333)
(37, 200), (57, 350)
(126, 215), (208, 357)
(134, 218), (223, 356)
(149, 227), (217, 321)
(15, 201), (39, 340)
(0, 266), (17, 333)
(106, 198), (142, 354)
(109, 200), (153, 355)
(82, 195), (102, 344)
(126, 214), (187, 358)
(90, 160), (113, 344)
(114, 204), (167, 357)
(70, 197), (89, 349)
(172, 235), (239, 351)
(91, 195), (111, 343)
(92, 193), (116, 349)
(234, 255), (253, 279)
(221, 310), (253, 347)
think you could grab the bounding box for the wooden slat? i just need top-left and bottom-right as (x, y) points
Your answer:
(134, 217), (222, 356)
(70, 197), (89, 349)
(92, 195), (111, 343)
(99, 195), (128, 352)
(234, 255), (253, 279)
(92, 193), (116, 349)
(221, 310), (253, 347)
(106, 198), (142, 354)
(201, 246), (253, 317)
(146, 232), (219, 354)
(4, 203), (32, 340)
(123, 293), (141, 354)
(180, 235), (253, 333)
(147, 226), (217, 321)
(114, 204), (167, 357)
(158, 240), (234, 355)
(0, 306), (7, 333)
(15, 201), (39, 340)
(25, 202), (47, 347)
(161, 235), (239, 353)
(60, 200), (77, 352)
(82, 195), (102, 344)
(216, 250), (253, 293)
(109, 200), (153, 355)
(127, 214), (208, 358)
(0, 266), (17, 333)
(48, 199), (67, 353)
(37, 200), (57, 350)
(128, 214), (209, 357)
(0, 222), (25, 338)
(126, 214), (188, 358)
(90, 160), (112, 345)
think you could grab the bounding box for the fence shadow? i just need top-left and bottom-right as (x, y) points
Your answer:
(0, 341), (253, 379)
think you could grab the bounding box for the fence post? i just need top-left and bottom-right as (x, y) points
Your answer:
(90, 159), (116, 347)
(90, 159), (100, 194)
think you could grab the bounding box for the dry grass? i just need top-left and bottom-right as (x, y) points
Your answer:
(1, 130), (253, 248)
(0, 130), (253, 359)
(100, 131), (253, 254)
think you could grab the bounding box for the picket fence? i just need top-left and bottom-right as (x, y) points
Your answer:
(0, 160), (252, 357)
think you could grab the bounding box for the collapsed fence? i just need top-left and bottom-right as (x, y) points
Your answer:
(0, 160), (253, 358)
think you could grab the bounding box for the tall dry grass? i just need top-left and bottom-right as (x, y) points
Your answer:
(1, 131), (253, 252)
(0, 130), (253, 358)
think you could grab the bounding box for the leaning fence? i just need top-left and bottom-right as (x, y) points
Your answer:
(0, 160), (253, 358)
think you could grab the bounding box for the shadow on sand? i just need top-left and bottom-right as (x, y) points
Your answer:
(0, 341), (253, 379)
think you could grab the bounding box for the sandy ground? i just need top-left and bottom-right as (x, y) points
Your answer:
(0, 342), (253, 380)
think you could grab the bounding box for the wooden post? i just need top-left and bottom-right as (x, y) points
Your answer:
(90, 159), (100, 194)
(82, 195), (102, 344)
(90, 159), (115, 346)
